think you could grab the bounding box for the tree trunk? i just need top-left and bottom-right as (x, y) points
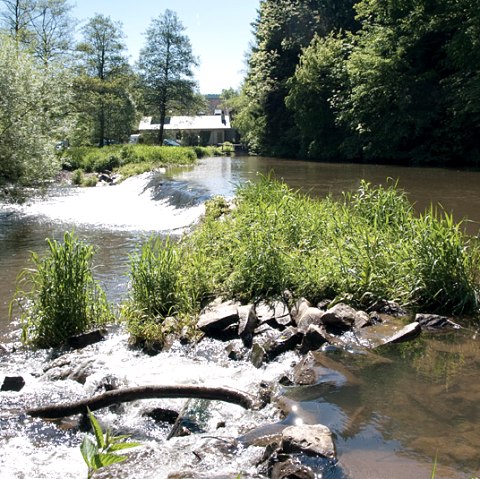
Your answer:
(26, 385), (261, 419)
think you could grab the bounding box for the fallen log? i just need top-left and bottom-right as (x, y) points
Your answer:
(26, 385), (260, 419)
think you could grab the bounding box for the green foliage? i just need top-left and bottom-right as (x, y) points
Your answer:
(11, 232), (113, 348)
(237, 0), (357, 156)
(0, 34), (67, 187)
(71, 169), (84, 185)
(138, 9), (198, 144)
(116, 178), (479, 345)
(81, 408), (140, 479)
(61, 144), (198, 178)
(73, 14), (136, 147)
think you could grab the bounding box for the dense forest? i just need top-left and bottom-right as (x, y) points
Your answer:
(234, 0), (480, 167)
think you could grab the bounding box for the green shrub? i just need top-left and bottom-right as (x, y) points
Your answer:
(71, 169), (84, 185)
(11, 232), (113, 348)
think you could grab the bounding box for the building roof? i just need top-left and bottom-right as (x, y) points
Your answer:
(139, 115), (232, 131)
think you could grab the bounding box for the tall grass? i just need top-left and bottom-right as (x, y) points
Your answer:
(122, 177), (479, 343)
(11, 232), (113, 348)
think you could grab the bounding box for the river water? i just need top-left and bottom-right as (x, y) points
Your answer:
(1, 156), (480, 479)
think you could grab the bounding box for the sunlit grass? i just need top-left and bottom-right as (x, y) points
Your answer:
(11, 232), (113, 348)
(122, 177), (480, 343)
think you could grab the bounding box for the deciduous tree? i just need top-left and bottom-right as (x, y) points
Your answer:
(138, 9), (198, 144)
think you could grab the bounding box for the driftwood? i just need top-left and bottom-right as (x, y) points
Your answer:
(26, 385), (260, 419)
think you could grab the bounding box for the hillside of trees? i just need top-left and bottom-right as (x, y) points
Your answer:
(234, 0), (480, 167)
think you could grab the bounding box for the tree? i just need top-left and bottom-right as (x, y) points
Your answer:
(286, 33), (351, 160)
(0, 0), (37, 45)
(0, 34), (64, 188)
(237, 0), (357, 157)
(30, 0), (74, 66)
(74, 14), (135, 146)
(138, 9), (198, 144)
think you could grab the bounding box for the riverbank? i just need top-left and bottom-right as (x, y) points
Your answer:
(58, 144), (224, 186)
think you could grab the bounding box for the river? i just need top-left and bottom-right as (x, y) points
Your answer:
(1, 156), (479, 479)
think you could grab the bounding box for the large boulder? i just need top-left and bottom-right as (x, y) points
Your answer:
(290, 298), (312, 325)
(320, 303), (358, 331)
(197, 300), (240, 338)
(296, 307), (325, 334)
(281, 424), (336, 460)
(299, 324), (329, 354)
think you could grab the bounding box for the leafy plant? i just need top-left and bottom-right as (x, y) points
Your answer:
(11, 232), (113, 348)
(80, 408), (140, 479)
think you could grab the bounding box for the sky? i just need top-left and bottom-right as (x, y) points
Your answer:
(72, 0), (260, 94)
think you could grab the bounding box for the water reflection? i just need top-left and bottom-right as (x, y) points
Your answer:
(282, 332), (480, 478)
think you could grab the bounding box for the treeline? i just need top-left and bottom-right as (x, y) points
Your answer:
(234, 0), (480, 167)
(0, 0), (200, 187)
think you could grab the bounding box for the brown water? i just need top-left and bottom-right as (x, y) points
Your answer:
(1, 156), (480, 478)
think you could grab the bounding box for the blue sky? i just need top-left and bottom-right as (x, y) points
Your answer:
(72, 0), (260, 94)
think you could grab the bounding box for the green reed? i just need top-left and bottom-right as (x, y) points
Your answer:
(11, 232), (112, 348)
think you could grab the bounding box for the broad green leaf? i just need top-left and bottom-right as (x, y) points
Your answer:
(80, 437), (97, 469)
(108, 442), (142, 452)
(95, 452), (128, 467)
(88, 409), (106, 449)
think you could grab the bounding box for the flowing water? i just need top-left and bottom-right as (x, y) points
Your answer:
(1, 157), (480, 479)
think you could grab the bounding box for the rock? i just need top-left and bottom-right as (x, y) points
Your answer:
(354, 310), (371, 329)
(290, 298), (312, 325)
(146, 408), (179, 423)
(270, 459), (315, 479)
(256, 300), (292, 329)
(1, 376), (25, 392)
(264, 327), (301, 360)
(415, 313), (461, 331)
(225, 340), (247, 360)
(237, 304), (257, 337)
(321, 303), (358, 331)
(296, 307), (325, 334)
(382, 321), (421, 345)
(299, 324), (328, 354)
(292, 354), (318, 386)
(0, 343), (10, 355)
(197, 301), (240, 338)
(316, 299), (332, 311)
(281, 424), (336, 460)
(67, 329), (106, 349)
(98, 173), (113, 183)
(367, 299), (407, 317)
(249, 342), (266, 368)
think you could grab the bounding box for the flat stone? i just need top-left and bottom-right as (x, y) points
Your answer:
(415, 313), (460, 331)
(197, 301), (240, 337)
(367, 299), (407, 317)
(265, 327), (301, 360)
(281, 424), (336, 460)
(382, 321), (421, 345)
(68, 329), (106, 349)
(297, 307), (324, 334)
(354, 310), (371, 329)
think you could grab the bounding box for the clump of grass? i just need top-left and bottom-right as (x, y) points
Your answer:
(11, 232), (113, 348)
